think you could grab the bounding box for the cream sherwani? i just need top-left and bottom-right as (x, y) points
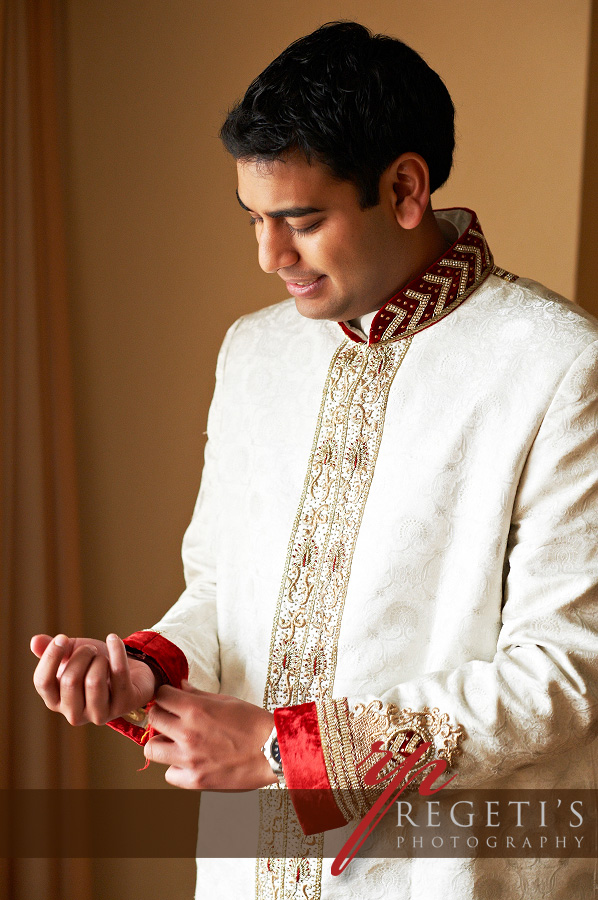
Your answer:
(110, 209), (598, 899)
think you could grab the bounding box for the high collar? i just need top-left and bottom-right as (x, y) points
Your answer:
(340, 208), (494, 346)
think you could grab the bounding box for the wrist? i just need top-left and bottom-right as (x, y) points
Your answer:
(124, 645), (168, 695)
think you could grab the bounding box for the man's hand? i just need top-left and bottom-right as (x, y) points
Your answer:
(30, 633), (157, 726)
(143, 681), (277, 791)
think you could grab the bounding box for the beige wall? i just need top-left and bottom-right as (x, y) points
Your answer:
(61, 1), (592, 896)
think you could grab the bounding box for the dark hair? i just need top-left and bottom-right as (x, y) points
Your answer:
(220, 21), (455, 207)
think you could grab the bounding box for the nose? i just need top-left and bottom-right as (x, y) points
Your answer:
(257, 222), (300, 274)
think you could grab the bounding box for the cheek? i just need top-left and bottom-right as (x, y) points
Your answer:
(337, 234), (381, 278)
(317, 230), (364, 274)
(307, 232), (330, 263)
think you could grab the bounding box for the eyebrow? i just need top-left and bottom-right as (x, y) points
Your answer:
(235, 190), (323, 219)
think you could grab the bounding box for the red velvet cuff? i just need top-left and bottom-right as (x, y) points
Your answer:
(274, 702), (347, 835)
(120, 631), (188, 687)
(107, 631), (189, 744)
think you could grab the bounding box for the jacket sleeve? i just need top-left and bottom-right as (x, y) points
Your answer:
(107, 321), (242, 744)
(275, 340), (598, 835)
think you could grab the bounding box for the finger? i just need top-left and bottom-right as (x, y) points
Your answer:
(147, 703), (182, 740)
(83, 653), (111, 725)
(32, 634), (70, 708)
(143, 734), (179, 766)
(59, 644), (98, 724)
(153, 684), (183, 713)
(105, 634), (133, 712)
(154, 683), (206, 713)
(30, 634), (52, 658)
(163, 765), (195, 790)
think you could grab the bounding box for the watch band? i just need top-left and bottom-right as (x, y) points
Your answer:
(124, 644), (169, 689)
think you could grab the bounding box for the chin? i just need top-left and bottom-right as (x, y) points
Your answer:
(293, 298), (346, 323)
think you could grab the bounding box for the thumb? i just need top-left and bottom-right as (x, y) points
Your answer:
(180, 678), (201, 693)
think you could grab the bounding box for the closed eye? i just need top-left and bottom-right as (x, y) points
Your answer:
(287, 221), (321, 236)
(249, 216), (321, 236)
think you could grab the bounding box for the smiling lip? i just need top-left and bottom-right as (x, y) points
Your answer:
(284, 275), (326, 298)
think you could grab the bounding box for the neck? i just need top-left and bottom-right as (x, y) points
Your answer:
(349, 205), (454, 326)
(399, 205), (452, 287)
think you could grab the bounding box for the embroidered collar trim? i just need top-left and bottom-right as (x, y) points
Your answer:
(339, 208), (494, 346)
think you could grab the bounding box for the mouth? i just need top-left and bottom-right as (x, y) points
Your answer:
(284, 275), (326, 298)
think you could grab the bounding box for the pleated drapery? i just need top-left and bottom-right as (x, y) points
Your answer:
(1, 0), (91, 897)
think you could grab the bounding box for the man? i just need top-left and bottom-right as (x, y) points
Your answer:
(32, 21), (598, 899)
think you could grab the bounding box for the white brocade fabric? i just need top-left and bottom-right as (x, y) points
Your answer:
(151, 214), (598, 898)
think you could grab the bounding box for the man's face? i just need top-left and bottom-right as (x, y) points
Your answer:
(236, 153), (409, 322)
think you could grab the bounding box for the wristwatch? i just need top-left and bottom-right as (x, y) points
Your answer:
(122, 645), (167, 728)
(124, 645), (168, 689)
(261, 726), (284, 779)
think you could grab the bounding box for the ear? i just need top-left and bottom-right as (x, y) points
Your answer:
(381, 153), (431, 230)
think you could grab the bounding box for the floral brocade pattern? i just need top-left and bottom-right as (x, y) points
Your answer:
(256, 338), (412, 900)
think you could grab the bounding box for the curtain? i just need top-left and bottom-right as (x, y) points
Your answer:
(576, 0), (598, 316)
(1, 0), (91, 896)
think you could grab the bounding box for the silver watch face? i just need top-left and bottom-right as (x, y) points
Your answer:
(262, 727), (284, 776)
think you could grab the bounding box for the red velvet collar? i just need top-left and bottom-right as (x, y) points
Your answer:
(340, 208), (494, 346)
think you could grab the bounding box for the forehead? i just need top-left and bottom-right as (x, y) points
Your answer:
(236, 154), (359, 211)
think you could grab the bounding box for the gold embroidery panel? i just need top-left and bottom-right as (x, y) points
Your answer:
(263, 338), (412, 712)
(257, 338), (411, 900)
(256, 788), (323, 900)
